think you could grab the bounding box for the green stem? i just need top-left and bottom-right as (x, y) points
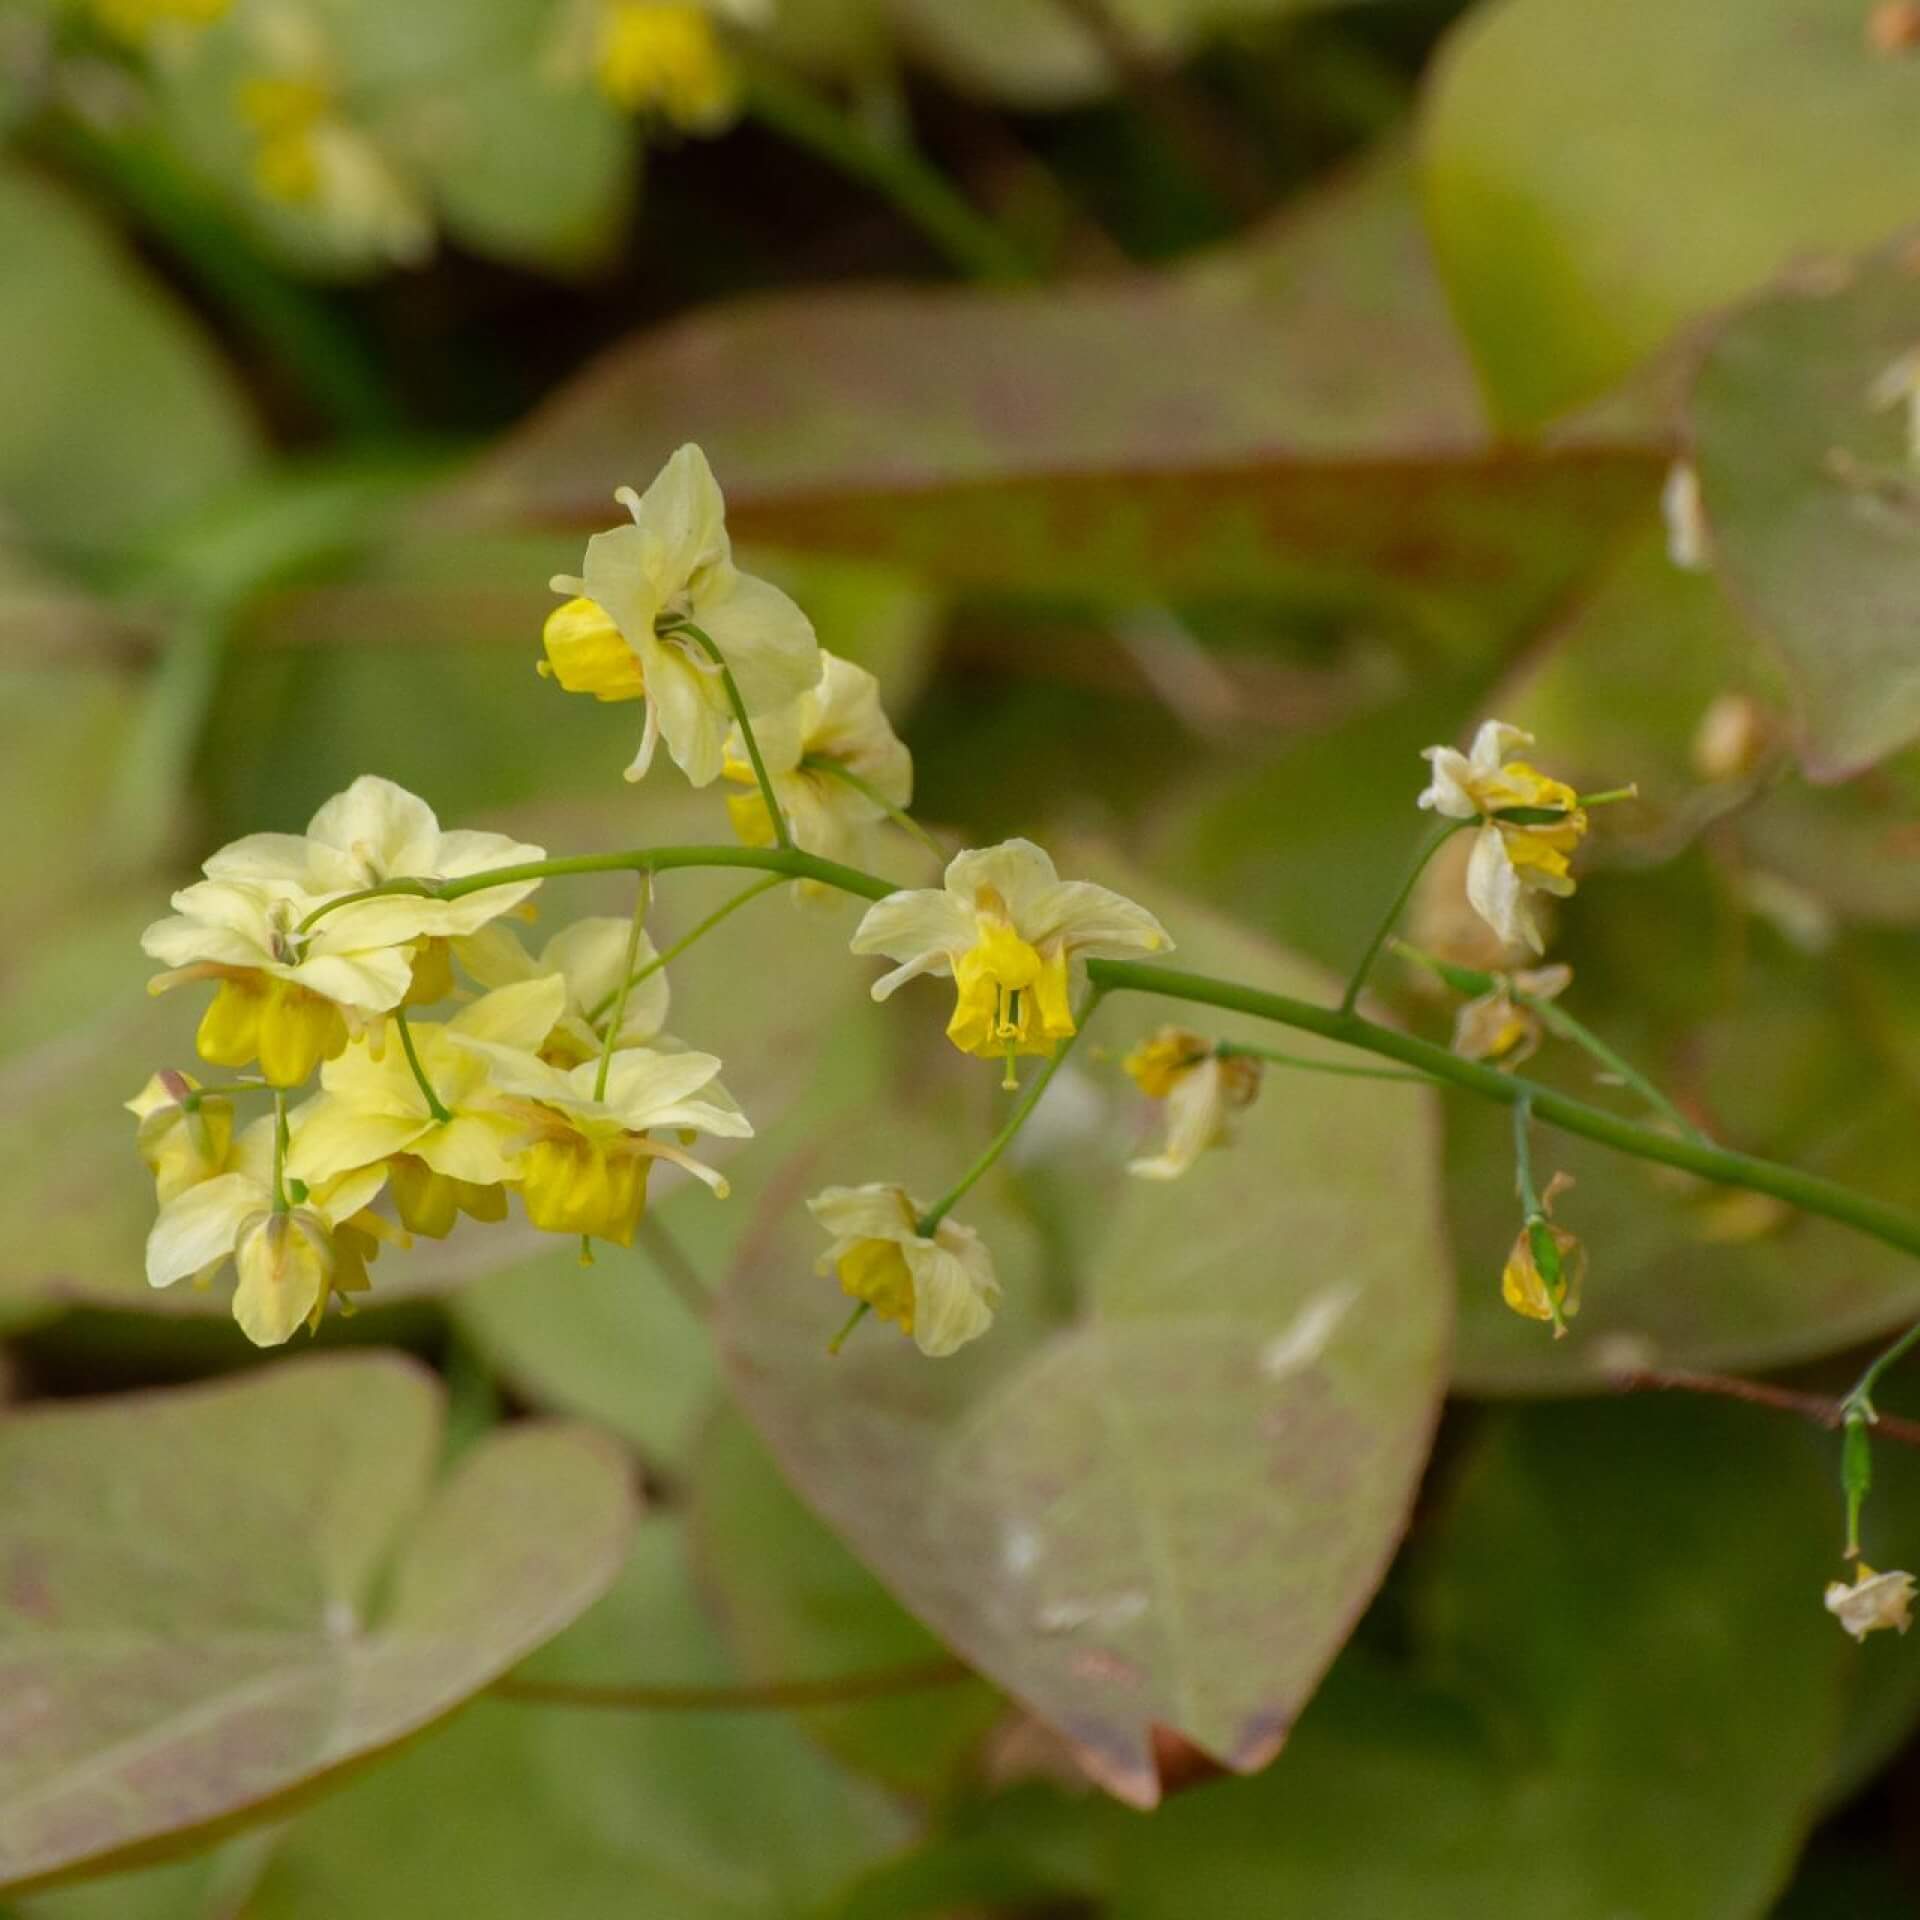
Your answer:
(271, 1092), (290, 1215)
(827, 1298), (871, 1356)
(917, 994), (1102, 1235)
(394, 1008), (453, 1125)
(1844, 1321), (1920, 1421)
(741, 60), (1035, 284)
(801, 754), (946, 859)
(293, 841), (1920, 1273)
(586, 874), (783, 1025)
(1512, 1094), (1540, 1214)
(1340, 820), (1467, 1015)
(595, 875), (653, 1103)
(667, 620), (792, 849)
(1213, 1042), (1429, 1085)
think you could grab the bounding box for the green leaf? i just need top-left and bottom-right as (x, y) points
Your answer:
(718, 883), (1451, 1806)
(0, 167), (258, 554)
(1422, 0), (1920, 428)
(1103, 1397), (1853, 1918)
(1689, 240), (1920, 779)
(688, 1406), (1005, 1795)
(0, 1354), (635, 1895)
(446, 151), (1654, 623)
(238, 1519), (911, 1919)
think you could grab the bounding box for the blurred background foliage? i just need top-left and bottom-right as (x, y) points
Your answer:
(7, 0), (1920, 1912)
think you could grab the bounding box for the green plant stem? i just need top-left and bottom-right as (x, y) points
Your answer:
(1213, 1042), (1429, 1085)
(1339, 820), (1466, 1015)
(741, 60), (1035, 284)
(595, 875), (652, 1103)
(296, 842), (1920, 1271)
(585, 875), (783, 1025)
(270, 1092), (290, 1215)
(1512, 1094), (1540, 1215)
(394, 1008), (452, 1124)
(918, 995), (1102, 1236)
(1844, 1321), (1920, 1421)
(666, 620), (792, 849)
(801, 754), (946, 858)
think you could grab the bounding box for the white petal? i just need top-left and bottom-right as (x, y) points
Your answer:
(850, 888), (973, 968)
(808, 1183), (920, 1245)
(451, 923), (537, 990)
(628, 443), (731, 585)
(146, 1174), (258, 1289)
(690, 566), (821, 716)
(943, 839), (1059, 922)
(287, 1103), (423, 1184)
(1416, 748), (1478, 819)
(646, 636), (731, 788)
(906, 1234), (1000, 1358)
(582, 522), (669, 652)
(1128, 1060), (1224, 1181)
(595, 1047), (730, 1128)
(414, 1114), (520, 1185)
(141, 913), (266, 972)
(1468, 719), (1532, 775)
(1465, 825), (1541, 955)
(287, 948), (415, 1012)
(540, 917), (643, 1014)
(1024, 880), (1170, 957)
(307, 775), (443, 878)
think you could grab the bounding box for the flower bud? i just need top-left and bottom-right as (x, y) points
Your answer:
(126, 1071), (234, 1203)
(232, 1208), (335, 1348)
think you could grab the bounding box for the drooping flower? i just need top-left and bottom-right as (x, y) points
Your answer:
(724, 652), (915, 869)
(850, 840), (1170, 1080)
(1418, 721), (1588, 956)
(287, 977), (567, 1237)
(145, 1116), (391, 1346)
(1501, 1170), (1584, 1337)
(1122, 1027), (1262, 1181)
(809, 1184), (1000, 1358)
(541, 445), (820, 787)
(126, 1071), (236, 1204)
(450, 1037), (751, 1247)
(456, 915), (670, 1069)
(1451, 964), (1572, 1068)
(1825, 1563), (1916, 1641)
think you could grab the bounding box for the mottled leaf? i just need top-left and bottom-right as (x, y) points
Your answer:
(0, 1356), (635, 1894)
(1423, 0), (1920, 427)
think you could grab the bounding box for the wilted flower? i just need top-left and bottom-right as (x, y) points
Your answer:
(1825, 1563), (1916, 1641)
(851, 839), (1169, 1084)
(725, 652), (915, 869)
(809, 1184), (1000, 1358)
(1122, 1027), (1262, 1181)
(1418, 721), (1588, 956)
(126, 1071), (235, 1204)
(1452, 964), (1571, 1068)
(1501, 1170), (1584, 1337)
(542, 445), (820, 786)
(145, 1117), (390, 1346)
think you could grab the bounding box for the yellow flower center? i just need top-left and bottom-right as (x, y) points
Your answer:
(540, 597), (648, 703)
(1122, 1027), (1210, 1100)
(594, 3), (739, 129)
(196, 974), (348, 1087)
(947, 909), (1075, 1072)
(520, 1133), (650, 1245)
(836, 1237), (916, 1336)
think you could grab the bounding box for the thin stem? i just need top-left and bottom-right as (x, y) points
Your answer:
(801, 754), (946, 859)
(394, 1008), (453, 1125)
(1213, 1041), (1430, 1085)
(741, 59), (1035, 284)
(1340, 820), (1467, 1015)
(271, 1092), (290, 1215)
(585, 874), (783, 1025)
(1512, 1095), (1540, 1215)
(827, 1299), (871, 1356)
(1609, 1367), (1920, 1450)
(1844, 1320), (1920, 1420)
(493, 1654), (970, 1713)
(595, 875), (653, 1103)
(667, 620), (792, 849)
(1529, 998), (1710, 1145)
(917, 993), (1103, 1236)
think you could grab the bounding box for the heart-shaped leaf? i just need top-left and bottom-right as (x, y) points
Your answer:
(718, 888), (1451, 1805)
(0, 1354), (635, 1894)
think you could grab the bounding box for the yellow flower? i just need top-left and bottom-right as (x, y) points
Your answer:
(1121, 1027), (1261, 1181)
(92, 0), (228, 47)
(456, 916), (670, 1069)
(851, 840), (1170, 1080)
(287, 976), (567, 1236)
(452, 1036), (752, 1248)
(542, 445), (820, 787)
(1825, 1563), (1916, 1641)
(808, 1184), (1000, 1358)
(126, 1070), (235, 1204)
(724, 652), (914, 869)
(144, 1116), (389, 1346)
(1451, 963), (1571, 1068)
(1418, 720), (1588, 956)
(593, 1), (741, 129)
(1501, 1170), (1584, 1338)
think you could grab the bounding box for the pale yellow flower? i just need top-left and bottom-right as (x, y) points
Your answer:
(1451, 964), (1571, 1068)
(450, 1035), (751, 1247)
(144, 1115), (390, 1346)
(1418, 721), (1587, 956)
(287, 976), (566, 1237)
(724, 652), (914, 867)
(591, 0), (742, 128)
(542, 445), (820, 787)
(809, 1184), (1000, 1358)
(1121, 1027), (1261, 1181)
(126, 1070), (235, 1205)
(1501, 1170), (1583, 1338)
(1825, 1563), (1916, 1641)
(851, 840), (1169, 1080)
(456, 916), (670, 1068)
